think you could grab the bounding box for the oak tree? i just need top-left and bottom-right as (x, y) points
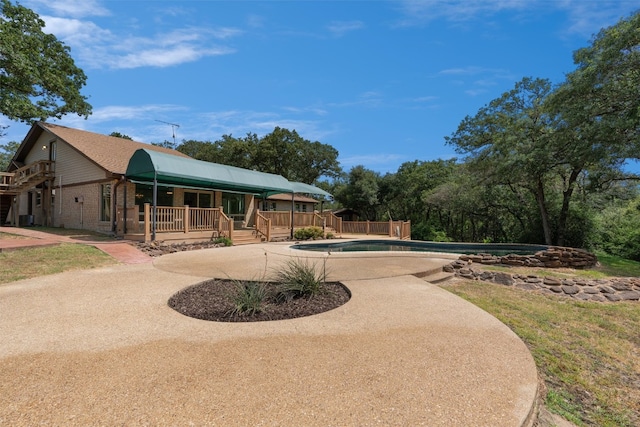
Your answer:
(0, 0), (91, 123)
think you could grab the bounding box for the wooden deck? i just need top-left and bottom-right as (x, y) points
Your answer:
(126, 205), (411, 244)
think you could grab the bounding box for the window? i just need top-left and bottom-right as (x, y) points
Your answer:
(199, 193), (212, 208)
(184, 191), (197, 207)
(35, 191), (42, 207)
(185, 191), (212, 208)
(302, 204), (307, 213)
(222, 193), (245, 215)
(134, 184), (174, 219)
(100, 184), (111, 221)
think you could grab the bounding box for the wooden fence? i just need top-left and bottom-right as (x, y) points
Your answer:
(341, 219), (411, 239)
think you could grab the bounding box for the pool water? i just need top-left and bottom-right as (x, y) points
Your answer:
(291, 240), (548, 256)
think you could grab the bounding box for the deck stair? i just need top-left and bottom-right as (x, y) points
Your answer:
(232, 229), (264, 245)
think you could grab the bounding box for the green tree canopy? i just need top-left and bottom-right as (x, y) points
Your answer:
(0, 0), (92, 123)
(334, 165), (380, 220)
(175, 127), (341, 184)
(549, 11), (640, 165)
(0, 139), (18, 171)
(109, 132), (132, 140)
(445, 77), (563, 244)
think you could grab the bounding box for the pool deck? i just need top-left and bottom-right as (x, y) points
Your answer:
(0, 236), (540, 426)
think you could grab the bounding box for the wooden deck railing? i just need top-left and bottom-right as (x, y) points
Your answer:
(12, 161), (55, 188)
(142, 204), (233, 242)
(0, 161), (55, 194)
(0, 172), (13, 193)
(259, 211), (325, 228)
(340, 219), (411, 239)
(255, 211), (271, 242)
(321, 211), (342, 234)
(138, 204), (409, 243)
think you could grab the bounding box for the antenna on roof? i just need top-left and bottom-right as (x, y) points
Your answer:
(155, 120), (180, 147)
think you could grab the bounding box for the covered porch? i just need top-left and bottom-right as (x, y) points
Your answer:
(122, 149), (335, 244)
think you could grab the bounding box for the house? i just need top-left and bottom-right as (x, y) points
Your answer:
(263, 193), (319, 213)
(1, 122), (191, 233)
(0, 122), (334, 242)
(333, 207), (360, 222)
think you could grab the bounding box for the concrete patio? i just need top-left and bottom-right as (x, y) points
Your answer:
(0, 240), (539, 426)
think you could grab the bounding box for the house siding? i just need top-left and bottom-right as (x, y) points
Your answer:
(28, 134), (108, 185)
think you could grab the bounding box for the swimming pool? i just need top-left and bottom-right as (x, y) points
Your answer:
(291, 240), (549, 256)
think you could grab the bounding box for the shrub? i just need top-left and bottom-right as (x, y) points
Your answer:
(213, 236), (233, 246)
(227, 281), (268, 316)
(273, 258), (326, 301)
(294, 226), (324, 240)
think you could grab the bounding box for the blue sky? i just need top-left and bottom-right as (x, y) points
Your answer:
(3, 0), (639, 175)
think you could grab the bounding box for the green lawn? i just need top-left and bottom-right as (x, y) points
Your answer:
(0, 243), (116, 284)
(443, 253), (640, 426)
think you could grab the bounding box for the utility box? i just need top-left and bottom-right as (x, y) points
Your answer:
(19, 215), (34, 226)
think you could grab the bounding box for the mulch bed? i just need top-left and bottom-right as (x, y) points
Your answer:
(168, 279), (351, 322)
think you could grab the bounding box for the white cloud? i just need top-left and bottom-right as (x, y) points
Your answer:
(247, 14), (266, 28)
(89, 105), (187, 122)
(557, 0), (636, 38)
(436, 66), (514, 97)
(464, 88), (489, 97)
(395, 0), (527, 25)
(110, 45), (235, 69)
(196, 110), (336, 143)
(282, 106), (329, 116)
(25, 0), (110, 18)
(438, 66), (510, 76)
(395, 0), (636, 38)
(328, 91), (384, 109)
(35, 2), (243, 71)
(327, 20), (365, 37)
(40, 16), (241, 69)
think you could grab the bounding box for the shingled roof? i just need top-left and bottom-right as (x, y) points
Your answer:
(12, 122), (190, 175)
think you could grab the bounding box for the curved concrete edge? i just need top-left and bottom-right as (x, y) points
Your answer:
(0, 245), (540, 426)
(152, 242), (460, 281)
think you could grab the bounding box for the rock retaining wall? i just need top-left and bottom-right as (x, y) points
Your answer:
(457, 246), (598, 269)
(444, 259), (640, 302)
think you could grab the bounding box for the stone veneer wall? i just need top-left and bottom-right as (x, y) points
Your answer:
(444, 247), (640, 302)
(456, 246), (598, 269)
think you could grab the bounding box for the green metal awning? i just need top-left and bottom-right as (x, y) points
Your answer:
(125, 149), (332, 198)
(289, 181), (332, 198)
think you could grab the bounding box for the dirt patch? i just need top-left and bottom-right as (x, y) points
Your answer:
(168, 279), (351, 322)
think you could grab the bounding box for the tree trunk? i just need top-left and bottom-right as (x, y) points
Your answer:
(533, 179), (553, 245)
(556, 168), (581, 247)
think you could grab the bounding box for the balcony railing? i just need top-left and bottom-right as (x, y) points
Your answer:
(0, 161), (55, 194)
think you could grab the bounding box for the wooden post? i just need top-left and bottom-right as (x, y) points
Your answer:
(389, 219), (393, 237)
(366, 220), (370, 235)
(184, 205), (189, 233)
(266, 218), (272, 242)
(144, 203), (151, 242)
(228, 218), (234, 243)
